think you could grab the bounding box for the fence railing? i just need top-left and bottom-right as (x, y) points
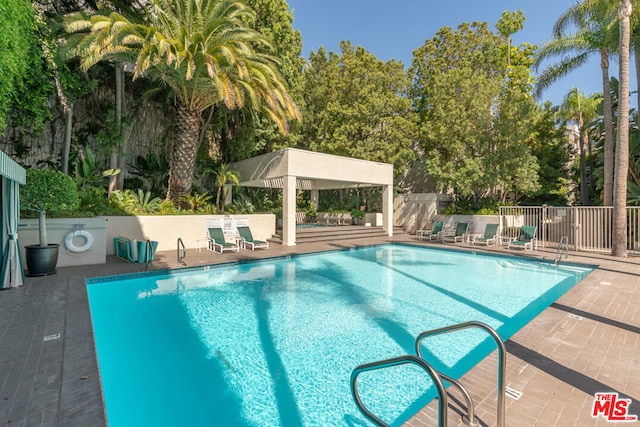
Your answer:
(499, 206), (640, 256)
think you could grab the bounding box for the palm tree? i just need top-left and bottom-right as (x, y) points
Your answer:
(213, 164), (240, 211)
(613, 0), (633, 257)
(535, 0), (618, 206)
(65, 0), (300, 204)
(559, 88), (600, 205)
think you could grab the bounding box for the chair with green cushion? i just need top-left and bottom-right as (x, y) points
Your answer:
(472, 223), (499, 246)
(507, 225), (537, 251)
(236, 226), (269, 251)
(442, 222), (469, 243)
(417, 221), (443, 241)
(207, 227), (239, 254)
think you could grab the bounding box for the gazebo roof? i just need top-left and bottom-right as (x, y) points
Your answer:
(228, 148), (393, 190)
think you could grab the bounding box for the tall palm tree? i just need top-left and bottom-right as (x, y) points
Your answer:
(613, 0), (633, 257)
(65, 0), (300, 204)
(534, 0), (618, 206)
(559, 88), (600, 205)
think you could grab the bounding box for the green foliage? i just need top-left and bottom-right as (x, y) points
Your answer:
(298, 42), (417, 174)
(180, 192), (213, 211)
(411, 21), (540, 203)
(0, 0), (46, 132)
(350, 208), (365, 219)
(127, 153), (169, 195)
(109, 189), (163, 215)
(21, 168), (79, 215)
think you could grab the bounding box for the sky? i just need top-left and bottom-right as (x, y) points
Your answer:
(286, 0), (635, 107)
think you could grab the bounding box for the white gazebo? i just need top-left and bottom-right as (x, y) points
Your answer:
(229, 148), (394, 246)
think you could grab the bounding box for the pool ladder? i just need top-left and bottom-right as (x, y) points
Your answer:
(177, 237), (187, 266)
(554, 236), (569, 266)
(350, 321), (506, 427)
(144, 239), (154, 270)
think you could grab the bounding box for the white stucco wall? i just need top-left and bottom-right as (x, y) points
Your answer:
(19, 214), (275, 267)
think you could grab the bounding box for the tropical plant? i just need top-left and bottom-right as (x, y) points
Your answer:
(64, 0), (300, 205)
(127, 153), (169, 195)
(534, 0), (618, 205)
(208, 163), (241, 211)
(20, 168), (79, 246)
(180, 192), (213, 211)
(559, 89), (600, 205)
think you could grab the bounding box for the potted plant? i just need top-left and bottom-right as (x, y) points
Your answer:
(305, 206), (318, 223)
(351, 207), (365, 225)
(21, 169), (79, 276)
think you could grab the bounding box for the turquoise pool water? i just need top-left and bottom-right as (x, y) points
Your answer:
(86, 244), (593, 427)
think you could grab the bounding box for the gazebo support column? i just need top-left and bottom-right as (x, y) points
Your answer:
(383, 184), (393, 236)
(282, 175), (297, 246)
(310, 189), (319, 211)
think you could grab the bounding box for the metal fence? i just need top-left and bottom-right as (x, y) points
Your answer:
(499, 206), (640, 255)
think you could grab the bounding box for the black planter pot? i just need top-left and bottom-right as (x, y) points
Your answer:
(25, 244), (59, 277)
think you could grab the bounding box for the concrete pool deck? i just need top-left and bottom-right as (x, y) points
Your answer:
(1, 233), (638, 426)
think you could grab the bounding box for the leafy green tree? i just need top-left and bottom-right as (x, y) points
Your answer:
(520, 102), (572, 205)
(65, 0), (300, 205)
(0, 0), (41, 131)
(299, 42), (417, 173)
(411, 21), (539, 203)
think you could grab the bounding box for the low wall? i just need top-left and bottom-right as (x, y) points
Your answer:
(19, 214), (275, 267)
(19, 218), (107, 268)
(433, 214), (501, 234)
(104, 214), (275, 255)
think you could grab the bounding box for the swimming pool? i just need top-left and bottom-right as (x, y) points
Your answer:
(86, 244), (593, 426)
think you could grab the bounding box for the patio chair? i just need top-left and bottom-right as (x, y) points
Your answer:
(417, 221), (443, 240)
(472, 223), (500, 246)
(442, 222), (469, 243)
(236, 226), (269, 251)
(207, 227), (240, 254)
(507, 225), (537, 251)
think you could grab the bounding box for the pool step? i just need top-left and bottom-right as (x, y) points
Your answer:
(270, 226), (405, 244)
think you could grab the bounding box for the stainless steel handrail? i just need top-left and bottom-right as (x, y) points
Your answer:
(145, 240), (154, 269)
(177, 238), (187, 266)
(415, 321), (506, 427)
(554, 236), (569, 265)
(351, 354), (448, 427)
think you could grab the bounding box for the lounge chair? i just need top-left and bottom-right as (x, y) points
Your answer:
(442, 222), (469, 243)
(507, 225), (537, 251)
(417, 221), (443, 240)
(236, 226), (269, 251)
(472, 223), (499, 246)
(207, 227), (240, 254)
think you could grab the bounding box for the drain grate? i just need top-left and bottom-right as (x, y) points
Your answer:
(568, 313), (584, 320)
(600, 281), (611, 286)
(43, 333), (61, 341)
(505, 387), (523, 400)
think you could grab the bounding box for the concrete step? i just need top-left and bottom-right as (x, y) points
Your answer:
(269, 225), (405, 244)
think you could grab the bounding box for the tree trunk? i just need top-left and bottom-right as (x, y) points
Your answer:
(601, 49), (614, 206)
(579, 122), (589, 206)
(116, 63), (127, 191)
(612, 0), (632, 257)
(109, 63), (124, 194)
(166, 103), (202, 205)
(62, 105), (73, 175)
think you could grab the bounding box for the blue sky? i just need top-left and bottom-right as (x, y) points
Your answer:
(287, 0), (633, 107)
